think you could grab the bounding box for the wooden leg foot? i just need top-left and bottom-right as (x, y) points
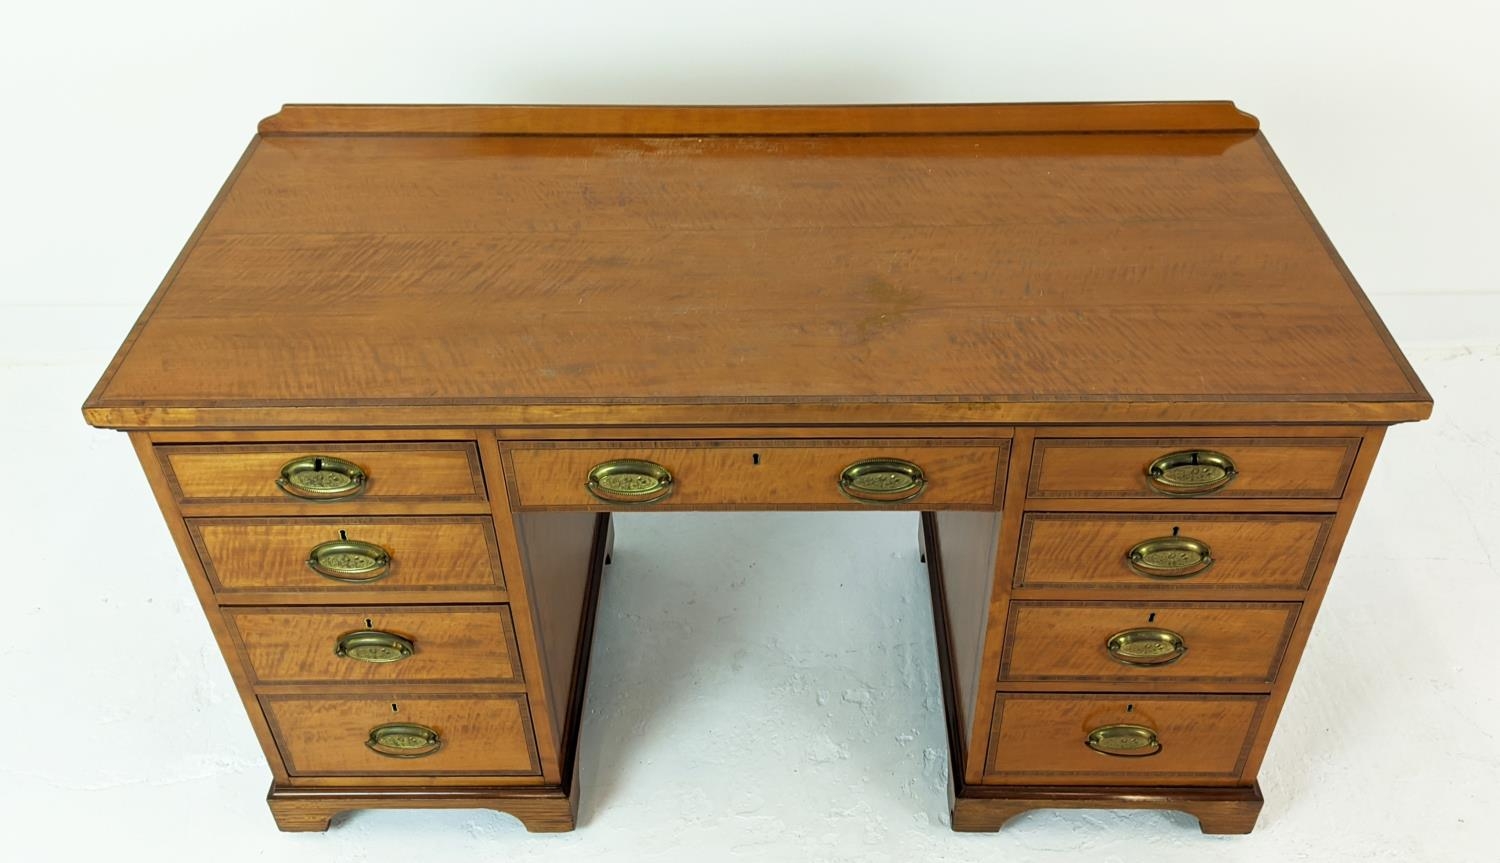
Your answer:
(951, 783), (1264, 835)
(268, 798), (337, 832)
(1187, 799), (1263, 835)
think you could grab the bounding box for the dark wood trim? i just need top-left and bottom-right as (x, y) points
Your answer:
(83, 399), (1435, 430)
(257, 102), (1261, 137)
(561, 513), (612, 784)
(920, 512), (971, 798)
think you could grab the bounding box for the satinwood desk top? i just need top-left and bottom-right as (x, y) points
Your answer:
(83, 102), (1430, 430)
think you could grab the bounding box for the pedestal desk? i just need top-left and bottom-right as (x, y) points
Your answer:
(82, 102), (1431, 835)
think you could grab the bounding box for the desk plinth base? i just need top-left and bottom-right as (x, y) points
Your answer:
(950, 783), (1263, 835)
(266, 784), (579, 833)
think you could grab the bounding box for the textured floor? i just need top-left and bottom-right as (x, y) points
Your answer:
(3, 312), (1497, 861)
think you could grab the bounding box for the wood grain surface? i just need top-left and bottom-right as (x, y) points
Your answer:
(504, 440), (1005, 509)
(1027, 437), (1360, 499)
(1013, 514), (1332, 592)
(189, 516), (505, 595)
(225, 605), (524, 685)
(82, 103), (1430, 429)
(998, 601), (1299, 685)
(158, 443), (486, 504)
(984, 694), (1265, 784)
(261, 693), (540, 778)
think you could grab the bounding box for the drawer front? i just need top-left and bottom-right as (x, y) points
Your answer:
(1015, 514), (1333, 591)
(226, 606), (523, 685)
(506, 440), (1007, 509)
(262, 693), (539, 777)
(189, 517), (505, 595)
(1028, 437), (1360, 499)
(158, 443), (486, 505)
(999, 602), (1299, 684)
(985, 694), (1264, 785)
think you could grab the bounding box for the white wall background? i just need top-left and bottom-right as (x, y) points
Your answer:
(3, 3), (1498, 861)
(4, 0), (1498, 330)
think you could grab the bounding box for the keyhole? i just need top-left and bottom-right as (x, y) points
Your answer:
(752, 453), (761, 465)
(365, 618), (373, 629)
(339, 529), (348, 540)
(391, 703), (398, 713)
(1148, 612), (1156, 623)
(1171, 526), (1180, 537)
(1126, 704), (1134, 713)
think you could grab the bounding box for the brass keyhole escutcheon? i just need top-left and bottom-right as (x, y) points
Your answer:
(1145, 450), (1237, 496)
(277, 455), (368, 501)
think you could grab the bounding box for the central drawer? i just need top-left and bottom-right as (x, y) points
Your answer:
(998, 601), (1300, 685)
(503, 440), (1008, 510)
(225, 605), (524, 685)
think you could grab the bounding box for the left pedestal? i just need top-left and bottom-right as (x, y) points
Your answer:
(127, 433), (610, 833)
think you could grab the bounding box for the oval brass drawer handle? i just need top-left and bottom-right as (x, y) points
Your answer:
(1145, 450), (1237, 496)
(1106, 628), (1187, 666)
(1086, 724), (1161, 757)
(1126, 536), (1214, 579)
(839, 458), (926, 504)
(307, 539), (392, 583)
(586, 459), (674, 504)
(366, 723), (441, 758)
(335, 630), (414, 663)
(276, 456), (368, 500)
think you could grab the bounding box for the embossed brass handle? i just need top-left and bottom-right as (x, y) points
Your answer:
(1086, 724), (1161, 757)
(1126, 536), (1214, 579)
(586, 459), (674, 504)
(276, 456), (368, 500)
(366, 723), (441, 758)
(307, 539), (392, 583)
(1106, 628), (1187, 666)
(335, 630), (414, 663)
(839, 458), (927, 504)
(1145, 450), (1237, 496)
